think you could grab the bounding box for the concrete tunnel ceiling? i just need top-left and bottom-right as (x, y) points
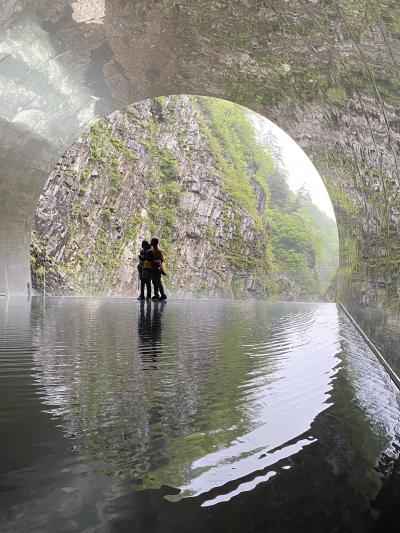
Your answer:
(2, 0), (400, 374)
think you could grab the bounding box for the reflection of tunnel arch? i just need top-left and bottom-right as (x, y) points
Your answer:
(1, 1), (400, 372)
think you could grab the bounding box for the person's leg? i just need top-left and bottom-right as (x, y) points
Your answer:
(138, 275), (145, 299)
(141, 270), (152, 299)
(152, 270), (160, 299)
(158, 275), (166, 299)
(145, 277), (151, 299)
(153, 270), (166, 299)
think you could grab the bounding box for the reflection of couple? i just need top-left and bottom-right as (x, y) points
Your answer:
(137, 238), (167, 301)
(137, 299), (165, 361)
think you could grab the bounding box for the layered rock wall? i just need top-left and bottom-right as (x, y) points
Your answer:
(32, 96), (335, 299)
(31, 97), (272, 298)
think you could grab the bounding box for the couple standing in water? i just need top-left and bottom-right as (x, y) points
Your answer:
(137, 238), (167, 301)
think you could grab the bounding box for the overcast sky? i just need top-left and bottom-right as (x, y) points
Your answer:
(250, 113), (336, 220)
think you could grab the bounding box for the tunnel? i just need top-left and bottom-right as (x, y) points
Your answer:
(2, 0), (400, 376)
(1, 1), (400, 530)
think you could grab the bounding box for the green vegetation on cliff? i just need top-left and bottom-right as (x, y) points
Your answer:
(194, 97), (338, 297)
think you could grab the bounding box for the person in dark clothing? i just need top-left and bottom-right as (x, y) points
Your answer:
(137, 240), (153, 300)
(150, 238), (167, 300)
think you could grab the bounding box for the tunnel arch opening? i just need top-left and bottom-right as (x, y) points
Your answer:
(30, 94), (339, 301)
(2, 0), (400, 377)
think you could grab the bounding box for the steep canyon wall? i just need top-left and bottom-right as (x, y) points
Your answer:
(31, 96), (338, 300)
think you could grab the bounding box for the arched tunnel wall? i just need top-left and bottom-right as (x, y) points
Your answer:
(1, 1), (400, 372)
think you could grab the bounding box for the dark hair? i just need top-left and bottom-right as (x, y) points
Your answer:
(141, 240), (150, 249)
(150, 238), (159, 246)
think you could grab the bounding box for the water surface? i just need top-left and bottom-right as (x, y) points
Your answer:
(0, 298), (399, 532)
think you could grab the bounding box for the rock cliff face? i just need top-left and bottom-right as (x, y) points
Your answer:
(31, 96), (337, 299)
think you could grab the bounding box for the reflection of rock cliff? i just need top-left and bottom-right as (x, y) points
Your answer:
(31, 96), (338, 299)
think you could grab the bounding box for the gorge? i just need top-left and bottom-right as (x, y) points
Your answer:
(30, 96), (338, 300)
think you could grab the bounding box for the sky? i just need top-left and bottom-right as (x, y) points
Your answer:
(250, 113), (336, 220)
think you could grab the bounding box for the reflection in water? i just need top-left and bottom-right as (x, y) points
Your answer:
(138, 300), (165, 365)
(0, 298), (399, 532)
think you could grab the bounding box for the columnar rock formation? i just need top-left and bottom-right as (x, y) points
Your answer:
(1, 1), (400, 371)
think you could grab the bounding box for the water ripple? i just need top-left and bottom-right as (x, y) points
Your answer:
(1, 299), (400, 532)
